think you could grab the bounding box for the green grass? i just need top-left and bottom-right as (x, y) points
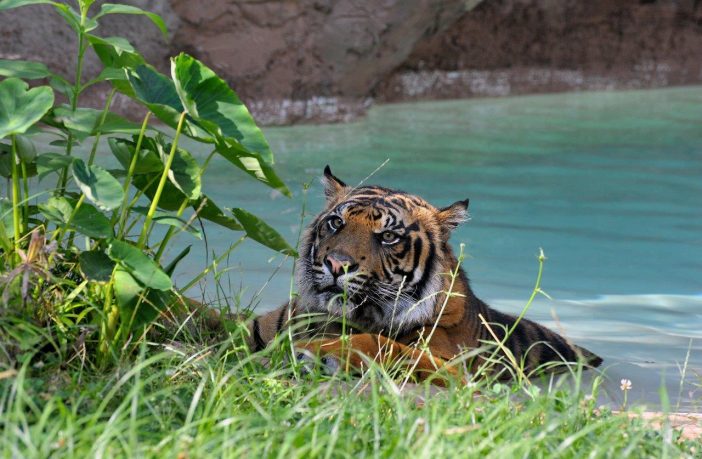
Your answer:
(0, 318), (697, 459)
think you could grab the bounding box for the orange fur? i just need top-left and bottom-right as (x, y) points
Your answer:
(245, 167), (602, 385)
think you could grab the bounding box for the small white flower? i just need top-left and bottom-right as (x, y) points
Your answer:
(620, 379), (632, 391)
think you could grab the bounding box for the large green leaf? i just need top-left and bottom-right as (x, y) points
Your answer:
(194, 196), (242, 231)
(107, 240), (172, 291)
(81, 67), (128, 92)
(113, 267), (176, 331)
(94, 4), (168, 38)
(0, 1), (87, 34)
(99, 112), (143, 135)
(113, 267), (141, 317)
(215, 140), (290, 197)
(171, 53), (273, 163)
(71, 203), (113, 238)
(230, 208), (296, 256)
(37, 196), (72, 224)
(39, 196), (113, 239)
(79, 250), (115, 282)
(108, 137), (162, 174)
(0, 198), (13, 241)
(126, 64), (210, 141)
(52, 106), (141, 139)
(72, 159), (124, 211)
(0, 0), (57, 10)
(127, 64), (180, 112)
(0, 59), (51, 79)
(0, 78), (54, 139)
(46, 107), (97, 140)
(36, 152), (73, 180)
(86, 35), (144, 70)
(93, 67), (128, 82)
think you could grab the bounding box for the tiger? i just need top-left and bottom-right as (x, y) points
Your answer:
(245, 166), (602, 384)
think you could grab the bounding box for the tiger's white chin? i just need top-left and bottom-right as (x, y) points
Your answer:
(298, 285), (437, 335)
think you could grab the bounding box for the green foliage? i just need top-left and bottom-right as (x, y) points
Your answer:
(79, 249), (114, 282)
(231, 208), (297, 257)
(39, 196), (113, 239)
(0, 78), (54, 138)
(0, 59), (53, 80)
(0, 1), (295, 366)
(0, 330), (696, 458)
(93, 3), (168, 38)
(172, 53), (274, 163)
(107, 240), (171, 291)
(72, 159), (124, 210)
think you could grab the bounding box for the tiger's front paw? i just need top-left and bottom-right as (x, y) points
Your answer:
(294, 349), (340, 376)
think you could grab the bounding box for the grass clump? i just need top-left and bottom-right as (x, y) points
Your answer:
(1, 328), (698, 458)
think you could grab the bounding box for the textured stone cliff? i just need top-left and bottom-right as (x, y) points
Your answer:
(2, 0), (701, 125)
(376, 0), (702, 102)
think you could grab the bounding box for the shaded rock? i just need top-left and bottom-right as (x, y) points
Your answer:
(376, 0), (702, 101)
(169, 0), (472, 124)
(2, 0), (702, 125)
(0, 1), (179, 115)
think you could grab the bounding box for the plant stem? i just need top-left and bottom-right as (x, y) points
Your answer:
(98, 266), (119, 367)
(50, 193), (86, 245)
(116, 112), (151, 238)
(56, 136), (74, 196)
(506, 248), (546, 338)
(56, 6), (88, 195)
(137, 111), (187, 249)
(10, 135), (22, 252)
(153, 147), (216, 261)
(20, 156), (29, 235)
(87, 87), (117, 166)
(73, 9), (88, 110)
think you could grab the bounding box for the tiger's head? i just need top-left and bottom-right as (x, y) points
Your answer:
(296, 166), (469, 335)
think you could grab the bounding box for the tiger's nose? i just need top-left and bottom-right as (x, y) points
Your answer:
(324, 252), (358, 277)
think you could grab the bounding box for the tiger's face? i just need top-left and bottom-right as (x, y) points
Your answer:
(296, 166), (469, 334)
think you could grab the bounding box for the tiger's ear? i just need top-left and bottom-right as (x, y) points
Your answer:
(437, 199), (470, 232)
(321, 165), (348, 203)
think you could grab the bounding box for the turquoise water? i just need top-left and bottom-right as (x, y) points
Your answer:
(170, 87), (701, 408)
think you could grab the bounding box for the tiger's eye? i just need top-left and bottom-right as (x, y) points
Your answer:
(328, 216), (343, 230)
(381, 231), (399, 244)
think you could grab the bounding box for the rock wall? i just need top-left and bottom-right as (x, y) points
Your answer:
(2, 0), (701, 125)
(376, 0), (702, 101)
(0, 1), (178, 115)
(168, 0), (473, 124)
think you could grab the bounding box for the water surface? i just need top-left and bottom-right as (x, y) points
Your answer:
(171, 87), (702, 409)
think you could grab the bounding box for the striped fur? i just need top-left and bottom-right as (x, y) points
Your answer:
(246, 166), (602, 381)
